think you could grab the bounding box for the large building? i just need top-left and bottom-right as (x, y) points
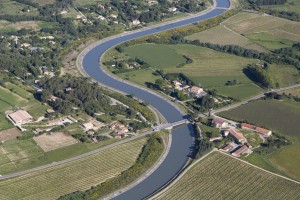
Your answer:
(228, 128), (247, 144)
(7, 110), (33, 125)
(241, 123), (272, 137)
(212, 118), (228, 129)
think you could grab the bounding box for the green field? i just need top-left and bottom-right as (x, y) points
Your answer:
(0, 0), (39, 16)
(219, 99), (300, 139)
(0, 138), (146, 199)
(220, 99), (300, 181)
(121, 43), (263, 100)
(261, 0), (300, 15)
(157, 151), (300, 200)
(222, 12), (300, 50)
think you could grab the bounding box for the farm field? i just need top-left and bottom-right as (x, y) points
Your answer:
(156, 151), (300, 200)
(219, 99), (300, 139)
(0, 128), (22, 142)
(0, 138), (146, 199)
(186, 25), (268, 52)
(220, 99), (300, 181)
(0, 135), (118, 175)
(33, 132), (78, 152)
(280, 86), (300, 97)
(222, 12), (300, 50)
(122, 43), (263, 100)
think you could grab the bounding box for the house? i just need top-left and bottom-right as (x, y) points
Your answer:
(49, 95), (58, 101)
(172, 81), (182, 90)
(189, 86), (206, 97)
(110, 14), (118, 19)
(241, 123), (272, 136)
(46, 109), (55, 114)
(87, 130), (94, 136)
(60, 10), (68, 15)
(220, 144), (234, 152)
(231, 145), (250, 157)
(7, 110), (33, 125)
(97, 15), (106, 20)
(20, 43), (31, 48)
(132, 19), (140, 25)
(168, 7), (177, 12)
(228, 129), (247, 144)
(40, 36), (54, 40)
(212, 118), (228, 129)
(65, 87), (73, 92)
(82, 122), (94, 130)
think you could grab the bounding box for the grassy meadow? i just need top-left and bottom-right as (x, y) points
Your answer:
(261, 0), (300, 15)
(157, 151), (300, 200)
(220, 99), (300, 181)
(0, 138), (146, 199)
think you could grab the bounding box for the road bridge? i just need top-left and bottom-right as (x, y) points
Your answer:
(153, 119), (190, 131)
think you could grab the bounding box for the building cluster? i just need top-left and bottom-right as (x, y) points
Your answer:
(109, 122), (129, 138)
(172, 81), (207, 98)
(211, 117), (272, 157)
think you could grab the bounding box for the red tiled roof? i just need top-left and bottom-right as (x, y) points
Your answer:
(232, 145), (248, 156)
(229, 129), (246, 142)
(212, 118), (226, 125)
(241, 123), (255, 130)
(256, 127), (271, 135)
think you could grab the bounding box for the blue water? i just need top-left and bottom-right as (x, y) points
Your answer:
(82, 0), (230, 199)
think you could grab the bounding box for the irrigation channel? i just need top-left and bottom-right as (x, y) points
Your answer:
(80, 0), (230, 199)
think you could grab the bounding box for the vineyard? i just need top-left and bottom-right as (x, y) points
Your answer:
(0, 138), (146, 200)
(157, 151), (300, 200)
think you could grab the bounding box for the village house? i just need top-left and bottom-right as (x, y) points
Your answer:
(97, 15), (106, 20)
(168, 7), (177, 12)
(228, 128), (247, 144)
(46, 109), (55, 114)
(241, 123), (272, 137)
(209, 136), (223, 142)
(110, 14), (118, 19)
(20, 43), (31, 48)
(189, 86), (206, 97)
(231, 145), (250, 157)
(132, 19), (141, 25)
(212, 118), (228, 129)
(173, 81), (182, 90)
(82, 122), (94, 131)
(7, 110), (33, 125)
(39, 36), (54, 40)
(110, 122), (129, 138)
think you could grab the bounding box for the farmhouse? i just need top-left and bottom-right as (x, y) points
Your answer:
(228, 128), (247, 144)
(7, 110), (33, 125)
(212, 118), (228, 129)
(82, 122), (94, 131)
(172, 81), (183, 90)
(189, 86), (206, 97)
(241, 123), (272, 136)
(231, 145), (250, 157)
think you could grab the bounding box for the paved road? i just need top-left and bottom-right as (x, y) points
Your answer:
(78, 0), (230, 199)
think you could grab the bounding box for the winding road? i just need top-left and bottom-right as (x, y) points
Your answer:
(79, 0), (230, 199)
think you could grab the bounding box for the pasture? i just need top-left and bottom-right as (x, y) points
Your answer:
(0, 138), (146, 200)
(33, 132), (78, 152)
(157, 151), (300, 200)
(222, 12), (300, 50)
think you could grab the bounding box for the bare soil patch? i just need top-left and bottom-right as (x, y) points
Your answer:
(0, 128), (21, 142)
(34, 132), (78, 152)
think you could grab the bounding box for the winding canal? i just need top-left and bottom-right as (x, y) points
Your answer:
(81, 0), (230, 199)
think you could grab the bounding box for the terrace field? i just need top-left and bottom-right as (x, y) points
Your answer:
(219, 99), (300, 181)
(157, 151), (300, 200)
(0, 138), (146, 199)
